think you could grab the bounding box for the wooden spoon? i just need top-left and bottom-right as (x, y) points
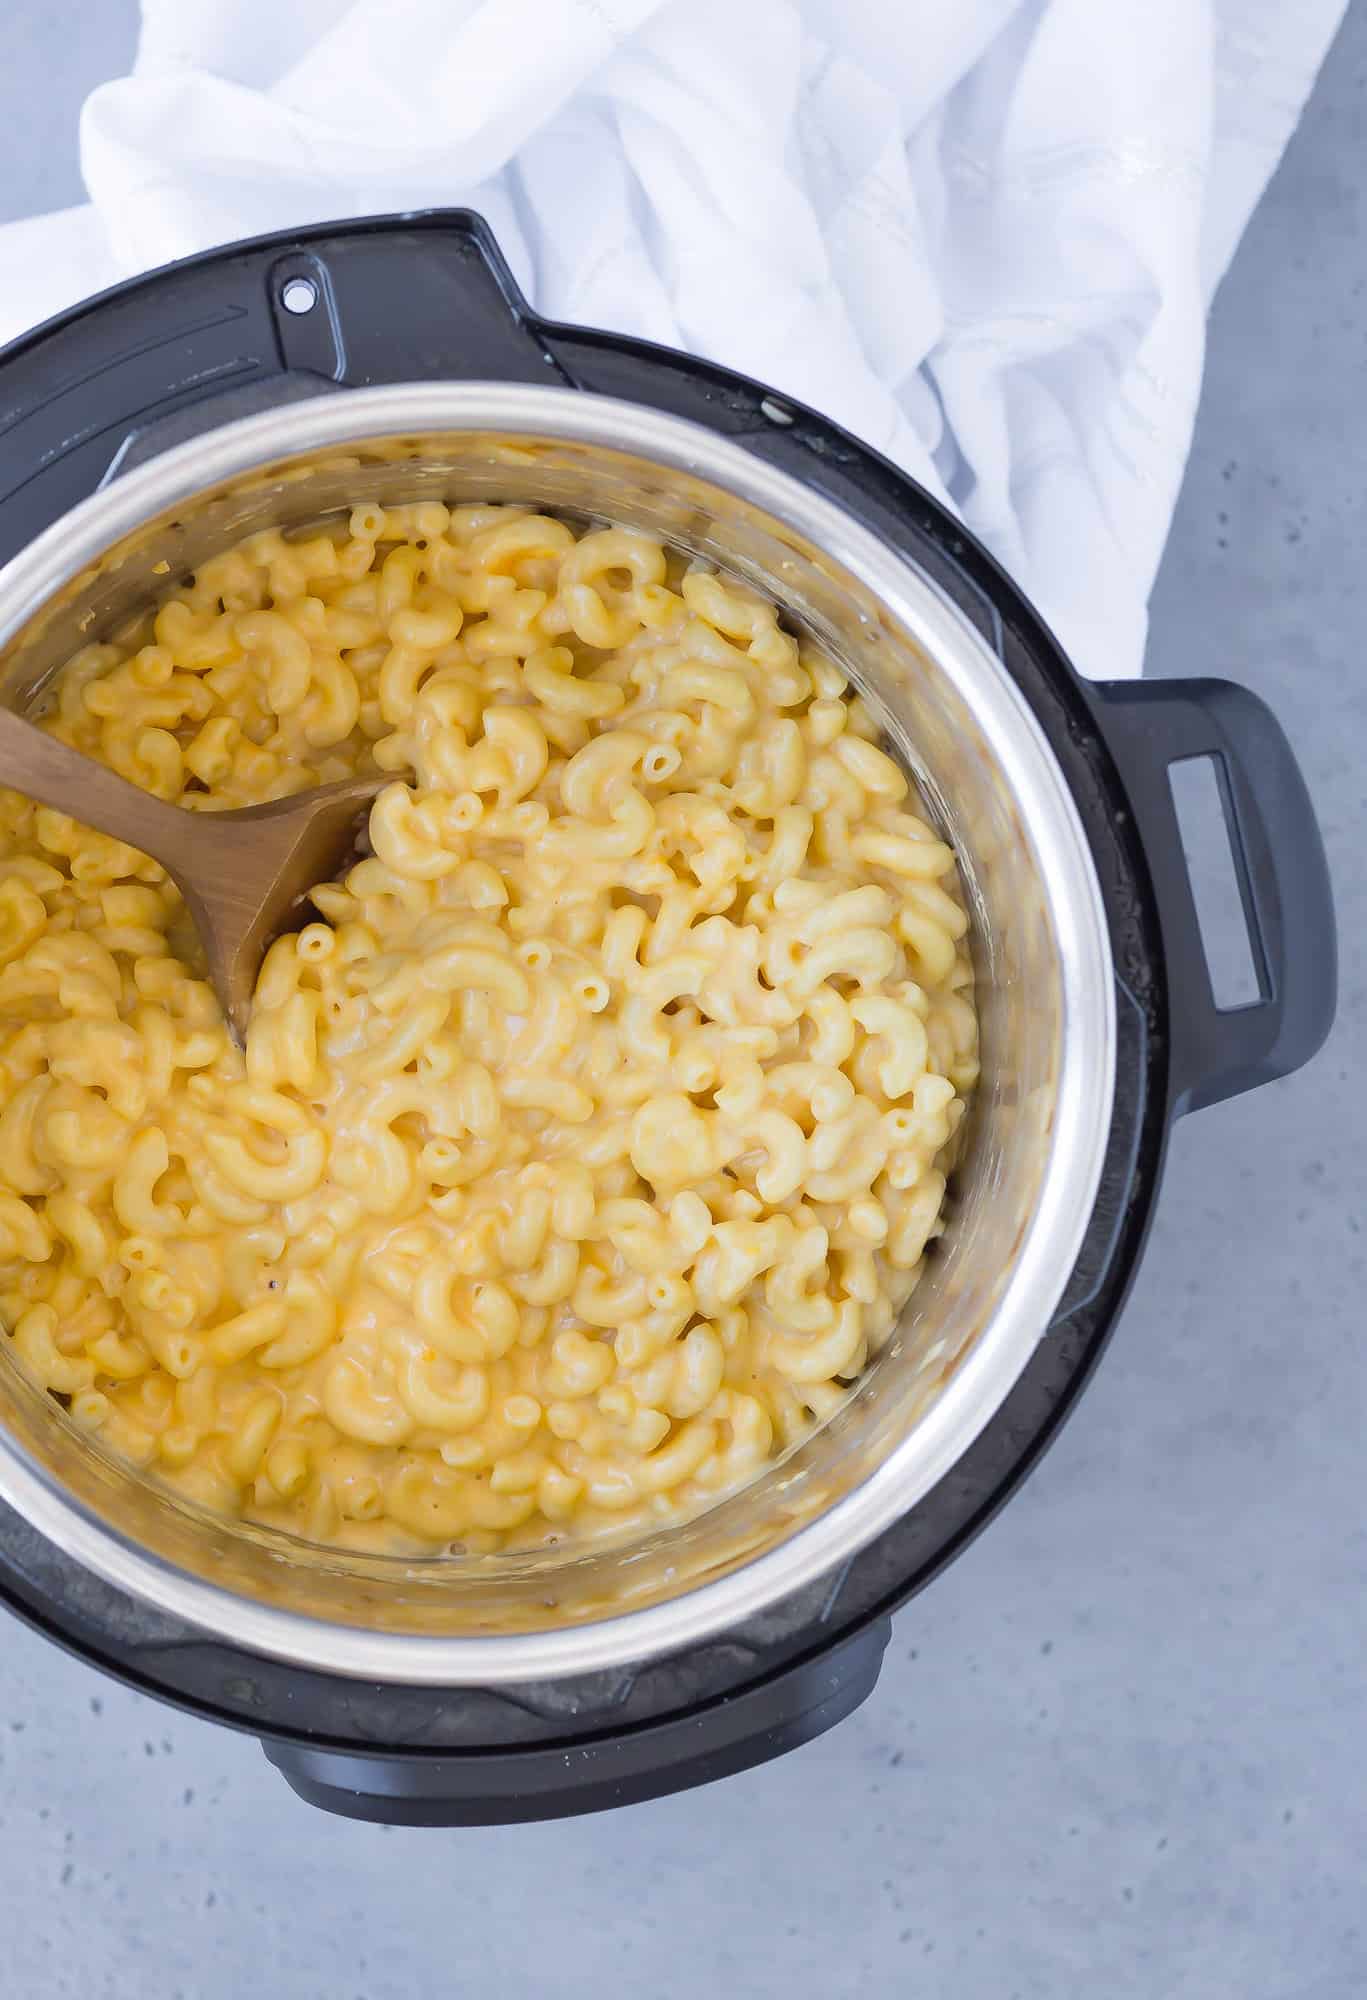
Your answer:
(0, 707), (384, 1043)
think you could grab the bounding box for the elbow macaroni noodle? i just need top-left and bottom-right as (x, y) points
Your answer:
(0, 505), (978, 1554)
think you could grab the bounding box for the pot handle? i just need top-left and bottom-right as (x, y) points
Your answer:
(1092, 678), (1335, 1115)
(0, 212), (566, 562)
(259, 1617), (891, 1826)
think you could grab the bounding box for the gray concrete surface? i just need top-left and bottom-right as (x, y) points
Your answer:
(0, 5), (1363, 1996)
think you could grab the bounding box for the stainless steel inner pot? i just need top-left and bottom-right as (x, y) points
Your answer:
(0, 385), (1115, 1683)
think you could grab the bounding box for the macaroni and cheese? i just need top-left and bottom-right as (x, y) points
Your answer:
(0, 505), (978, 1554)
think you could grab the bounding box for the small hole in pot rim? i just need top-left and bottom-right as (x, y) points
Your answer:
(281, 276), (318, 316)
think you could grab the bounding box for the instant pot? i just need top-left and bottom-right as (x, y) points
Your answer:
(0, 213), (1335, 1823)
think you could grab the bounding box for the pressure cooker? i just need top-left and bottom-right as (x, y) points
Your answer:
(0, 212), (1335, 1823)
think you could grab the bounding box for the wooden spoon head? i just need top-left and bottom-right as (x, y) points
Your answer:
(173, 776), (386, 1044)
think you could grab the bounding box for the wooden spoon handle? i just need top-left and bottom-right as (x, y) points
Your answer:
(0, 706), (190, 870)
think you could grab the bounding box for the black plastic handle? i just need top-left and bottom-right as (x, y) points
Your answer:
(260, 1616), (890, 1825)
(0, 213), (567, 561)
(1092, 678), (1335, 1115)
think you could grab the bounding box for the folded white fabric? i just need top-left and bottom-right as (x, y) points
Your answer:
(0, 0), (1347, 677)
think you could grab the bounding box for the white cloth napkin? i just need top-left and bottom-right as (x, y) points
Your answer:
(0, 0), (1347, 678)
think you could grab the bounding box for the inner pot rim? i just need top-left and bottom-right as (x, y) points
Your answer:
(0, 383), (1116, 1683)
